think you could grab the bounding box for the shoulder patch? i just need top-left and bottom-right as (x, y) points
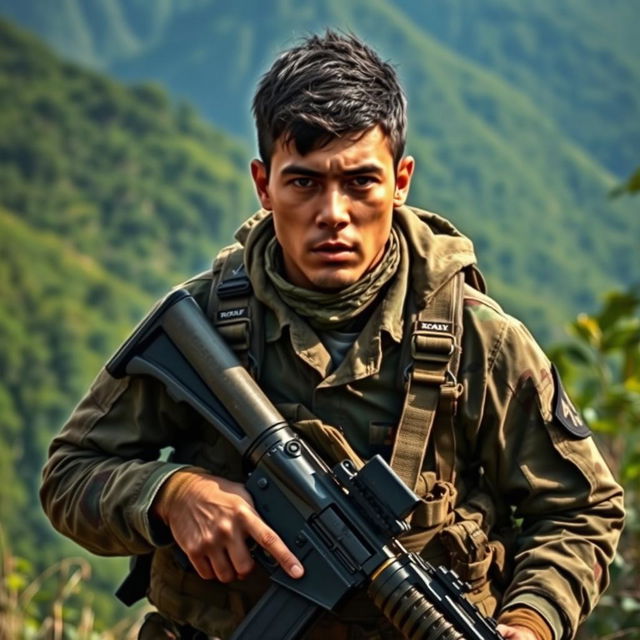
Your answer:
(551, 364), (591, 439)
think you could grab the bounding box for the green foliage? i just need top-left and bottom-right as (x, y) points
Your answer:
(549, 288), (640, 639)
(0, 18), (254, 295)
(0, 207), (150, 626)
(0, 207), (150, 545)
(0, 529), (145, 639)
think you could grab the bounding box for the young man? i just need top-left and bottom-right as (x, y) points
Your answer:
(41, 32), (624, 640)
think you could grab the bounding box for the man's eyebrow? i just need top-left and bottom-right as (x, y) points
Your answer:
(343, 164), (384, 176)
(280, 165), (323, 177)
(280, 164), (384, 177)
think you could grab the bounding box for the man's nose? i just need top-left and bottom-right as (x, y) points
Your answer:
(316, 186), (350, 229)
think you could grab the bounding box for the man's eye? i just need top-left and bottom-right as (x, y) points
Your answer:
(292, 177), (314, 188)
(349, 176), (375, 188)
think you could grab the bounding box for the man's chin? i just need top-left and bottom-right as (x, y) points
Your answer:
(309, 272), (360, 292)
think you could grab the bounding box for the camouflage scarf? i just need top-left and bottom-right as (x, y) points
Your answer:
(246, 218), (400, 330)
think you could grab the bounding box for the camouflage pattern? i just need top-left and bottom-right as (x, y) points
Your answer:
(40, 207), (624, 640)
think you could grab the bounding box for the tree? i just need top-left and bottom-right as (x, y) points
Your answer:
(549, 287), (640, 639)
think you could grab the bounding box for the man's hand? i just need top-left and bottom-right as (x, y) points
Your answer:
(496, 625), (540, 640)
(153, 470), (304, 583)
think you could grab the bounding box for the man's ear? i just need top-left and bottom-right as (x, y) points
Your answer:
(393, 156), (415, 207)
(250, 159), (272, 210)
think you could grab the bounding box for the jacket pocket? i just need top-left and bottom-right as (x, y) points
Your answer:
(440, 519), (494, 587)
(149, 547), (269, 637)
(438, 517), (507, 617)
(278, 402), (366, 468)
(400, 471), (456, 555)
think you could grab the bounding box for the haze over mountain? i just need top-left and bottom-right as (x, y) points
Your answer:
(2, 0), (637, 335)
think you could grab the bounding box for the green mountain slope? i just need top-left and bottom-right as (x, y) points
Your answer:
(0, 206), (150, 622)
(0, 18), (254, 294)
(0, 12), (255, 532)
(0, 19), (258, 624)
(392, 0), (640, 178)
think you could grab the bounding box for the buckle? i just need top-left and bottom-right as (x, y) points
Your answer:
(411, 329), (456, 364)
(217, 318), (251, 351)
(217, 275), (252, 300)
(409, 324), (457, 386)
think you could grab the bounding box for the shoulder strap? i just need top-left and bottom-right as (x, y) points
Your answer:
(206, 245), (263, 377)
(389, 272), (465, 491)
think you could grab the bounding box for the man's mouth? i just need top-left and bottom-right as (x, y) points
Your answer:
(311, 241), (355, 261)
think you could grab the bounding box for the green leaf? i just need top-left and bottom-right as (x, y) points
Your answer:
(571, 314), (602, 347)
(6, 571), (27, 591)
(598, 289), (640, 329)
(621, 596), (640, 612)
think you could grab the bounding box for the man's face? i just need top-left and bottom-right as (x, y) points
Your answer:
(251, 125), (414, 291)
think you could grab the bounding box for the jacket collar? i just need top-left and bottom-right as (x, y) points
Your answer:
(236, 205), (478, 377)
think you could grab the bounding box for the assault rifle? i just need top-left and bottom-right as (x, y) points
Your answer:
(107, 289), (504, 640)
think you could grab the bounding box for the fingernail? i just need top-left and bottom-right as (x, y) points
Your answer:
(290, 563), (304, 578)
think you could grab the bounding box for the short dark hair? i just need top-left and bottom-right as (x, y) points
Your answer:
(252, 30), (407, 169)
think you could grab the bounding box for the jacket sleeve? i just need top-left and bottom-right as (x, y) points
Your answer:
(473, 315), (625, 639)
(40, 277), (214, 556)
(39, 366), (206, 555)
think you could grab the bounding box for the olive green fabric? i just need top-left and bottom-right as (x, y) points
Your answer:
(262, 225), (401, 329)
(40, 206), (624, 640)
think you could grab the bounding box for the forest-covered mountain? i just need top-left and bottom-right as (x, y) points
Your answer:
(393, 0), (640, 178)
(2, 0), (638, 178)
(0, 16), (253, 292)
(1, 0), (638, 339)
(0, 18), (255, 624)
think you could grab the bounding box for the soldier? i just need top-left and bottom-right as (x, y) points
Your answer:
(41, 31), (624, 640)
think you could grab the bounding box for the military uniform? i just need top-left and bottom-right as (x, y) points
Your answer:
(40, 206), (624, 640)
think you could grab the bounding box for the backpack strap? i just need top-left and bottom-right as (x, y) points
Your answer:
(206, 244), (262, 376)
(389, 272), (465, 491)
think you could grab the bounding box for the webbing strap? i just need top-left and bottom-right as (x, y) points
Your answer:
(389, 273), (464, 491)
(206, 245), (255, 371)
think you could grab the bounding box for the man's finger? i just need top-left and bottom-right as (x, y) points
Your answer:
(209, 548), (237, 583)
(249, 519), (304, 579)
(227, 535), (256, 579)
(189, 551), (216, 581)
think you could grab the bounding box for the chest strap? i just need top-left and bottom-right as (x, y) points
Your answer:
(389, 272), (464, 491)
(206, 245), (261, 376)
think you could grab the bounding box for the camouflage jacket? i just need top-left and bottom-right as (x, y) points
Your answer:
(40, 206), (624, 639)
